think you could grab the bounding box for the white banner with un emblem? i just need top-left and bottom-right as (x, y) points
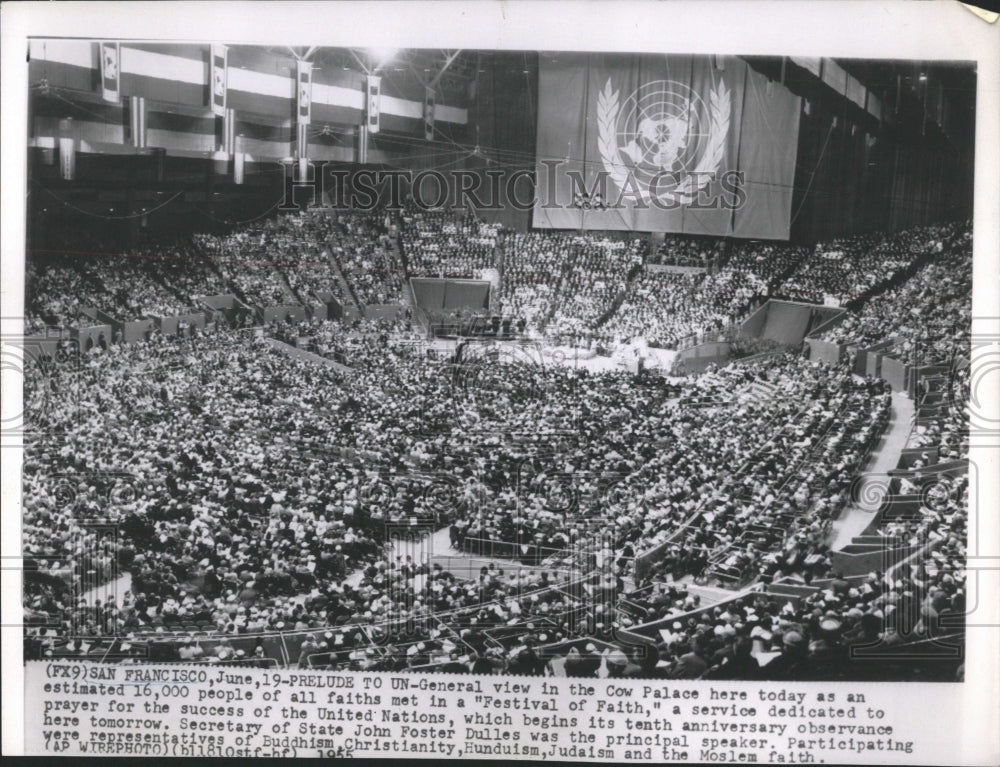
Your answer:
(533, 53), (800, 240)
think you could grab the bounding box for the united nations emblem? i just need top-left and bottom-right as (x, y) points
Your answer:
(597, 79), (730, 205)
(103, 46), (118, 81)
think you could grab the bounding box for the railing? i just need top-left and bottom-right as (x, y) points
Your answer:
(31, 564), (608, 664)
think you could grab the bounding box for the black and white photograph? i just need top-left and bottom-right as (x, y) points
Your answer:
(2, 1), (998, 763)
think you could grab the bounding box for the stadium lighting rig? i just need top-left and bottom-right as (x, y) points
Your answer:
(368, 47), (399, 70)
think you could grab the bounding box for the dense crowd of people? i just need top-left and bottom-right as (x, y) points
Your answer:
(23, 330), (389, 638)
(631, 356), (889, 586)
(650, 235), (724, 268)
(22, 327), (887, 649)
(26, 232), (220, 328)
(597, 238), (810, 348)
(25, 254), (109, 329)
(496, 230), (570, 332)
(726, 239), (809, 288)
(881, 364), (968, 625)
(325, 210), (403, 305)
(544, 236), (646, 342)
(592, 559), (964, 681)
(194, 215), (324, 306)
(400, 204), (501, 279)
(267, 315), (416, 367)
(819, 222), (972, 365)
(28, 210), (966, 359)
(20, 206), (971, 679)
(600, 270), (758, 347)
(776, 223), (954, 303)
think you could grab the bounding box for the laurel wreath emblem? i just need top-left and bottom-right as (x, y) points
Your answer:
(597, 78), (730, 205)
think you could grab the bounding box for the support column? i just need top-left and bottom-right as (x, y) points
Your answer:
(234, 134), (245, 185)
(358, 124), (369, 164)
(129, 96), (146, 149)
(297, 122), (309, 181)
(223, 108), (236, 155)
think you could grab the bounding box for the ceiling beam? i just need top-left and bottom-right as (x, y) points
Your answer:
(429, 49), (463, 89)
(407, 62), (431, 89)
(348, 49), (371, 76)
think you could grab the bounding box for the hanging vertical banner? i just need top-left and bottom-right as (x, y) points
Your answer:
(731, 66), (801, 239)
(211, 44), (228, 116)
(100, 41), (120, 103)
(424, 86), (436, 141)
(58, 118), (75, 181)
(297, 59), (312, 125)
(297, 123), (309, 179)
(367, 74), (381, 133)
(234, 142), (245, 185)
(59, 138), (76, 181)
(534, 53), (800, 239)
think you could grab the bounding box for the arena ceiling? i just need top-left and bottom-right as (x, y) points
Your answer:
(25, 45), (976, 233)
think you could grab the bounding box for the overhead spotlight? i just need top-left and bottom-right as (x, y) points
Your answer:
(368, 47), (398, 68)
(918, 73), (927, 82)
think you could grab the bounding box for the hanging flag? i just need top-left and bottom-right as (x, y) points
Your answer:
(424, 86), (436, 141)
(58, 118), (75, 180)
(211, 44), (228, 116)
(297, 59), (312, 125)
(367, 74), (381, 133)
(100, 41), (120, 103)
(59, 137), (76, 181)
(534, 53), (800, 239)
(234, 145), (245, 185)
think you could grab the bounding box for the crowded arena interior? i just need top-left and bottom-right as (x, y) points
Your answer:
(19, 43), (975, 681)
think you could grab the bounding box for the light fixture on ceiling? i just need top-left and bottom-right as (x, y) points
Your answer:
(368, 47), (398, 68)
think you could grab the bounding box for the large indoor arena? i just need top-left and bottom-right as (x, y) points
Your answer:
(18, 41), (976, 683)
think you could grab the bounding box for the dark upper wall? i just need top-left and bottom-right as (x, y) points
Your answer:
(26, 45), (975, 242)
